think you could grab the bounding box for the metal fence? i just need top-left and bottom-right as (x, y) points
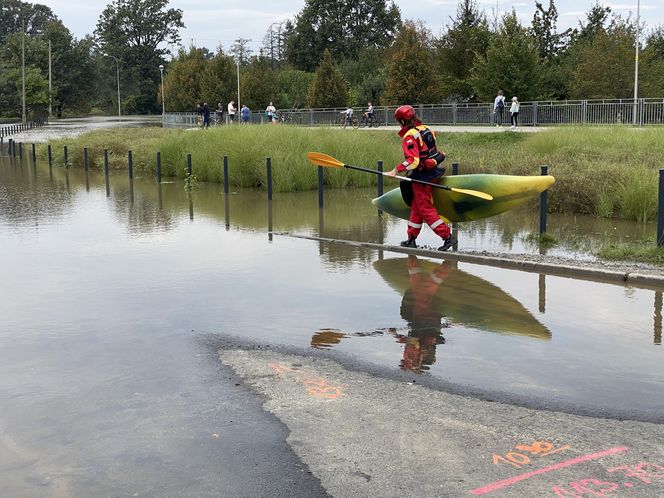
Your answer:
(163, 98), (664, 128)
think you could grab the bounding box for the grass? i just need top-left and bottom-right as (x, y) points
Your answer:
(598, 242), (664, 265)
(38, 124), (664, 222)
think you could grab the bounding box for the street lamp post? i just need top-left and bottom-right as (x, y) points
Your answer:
(633, 0), (640, 126)
(159, 64), (165, 114)
(236, 60), (241, 118)
(103, 53), (121, 119)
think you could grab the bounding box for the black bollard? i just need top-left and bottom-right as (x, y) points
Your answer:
(377, 160), (384, 197)
(31, 143), (36, 163)
(156, 151), (161, 183)
(658, 169), (664, 247)
(47, 144), (52, 168)
(103, 149), (109, 176)
(266, 157), (273, 201)
(452, 162), (459, 176)
(64, 145), (68, 167)
(223, 155), (229, 194)
(539, 165), (548, 235)
(317, 165), (324, 209)
(83, 147), (89, 171)
(1, 136), (3, 156)
(18, 142), (23, 160)
(128, 150), (133, 179)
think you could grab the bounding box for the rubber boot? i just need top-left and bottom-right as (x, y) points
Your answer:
(400, 237), (417, 248)
(438, 234), (457, 252)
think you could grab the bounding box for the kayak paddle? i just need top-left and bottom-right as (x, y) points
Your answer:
(306, 152), (493, 201)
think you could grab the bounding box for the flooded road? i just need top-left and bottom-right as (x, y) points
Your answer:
(1, 158), (663, 495)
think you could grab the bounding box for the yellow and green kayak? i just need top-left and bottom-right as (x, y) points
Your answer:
(372, 174), (555, 222)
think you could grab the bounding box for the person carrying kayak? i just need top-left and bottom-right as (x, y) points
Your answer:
(386, 105), (457, 251)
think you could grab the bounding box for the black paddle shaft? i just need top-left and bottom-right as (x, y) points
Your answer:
(343, 163), (452, 192)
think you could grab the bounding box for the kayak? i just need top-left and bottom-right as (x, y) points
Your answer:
(372, 174), (555, 222)
(373, 258), (551, 339)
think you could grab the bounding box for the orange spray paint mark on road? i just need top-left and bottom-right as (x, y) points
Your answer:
(268, 363), (346, 399)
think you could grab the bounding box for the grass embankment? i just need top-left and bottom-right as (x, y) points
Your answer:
(39, 125), (664, 222)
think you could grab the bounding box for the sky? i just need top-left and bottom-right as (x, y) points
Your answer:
(40, 0), (663, 56)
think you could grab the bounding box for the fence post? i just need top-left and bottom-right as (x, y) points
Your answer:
(317, 165), (324, 209)
(582, 100), (587, 126)
(658, 169), (664, 246)
(128, 150), (133, 179)
(47, 144), (52, 167)
(266, 157), (273, 201)
(64, 145), (68, 167)
(31, 143), (36, 163)
(452, 162), (459, 176)
(103, 149), (109, 176)
(377, 160), (384, 197)
(539, 165), (548, 235)
(223, 155), (229, 194)
(187, 153), (192, 177)
(533, 102), (538, 127)
(452, 103), (457, 126)
(18, 142), (23, 160)
(83, 147), (89, 171)
(156, 151), (161, 183)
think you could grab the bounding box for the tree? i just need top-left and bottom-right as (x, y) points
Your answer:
(199, 49), (237, 111)
(531, 0), (563, 61)
(161, 47), (207, 111)
(230, 38), (252, 66)
(241, 57), (277, 110)
(285, 0), (401, 71)
(95, 0), (184, 113)
(435, 0), (491, 101)
(0, 0), (57, 45)
(275, 70), (314, 108)
(384, 21), (442, 105)
(306, 49), (349, 107)
(470, 11), (541, 101)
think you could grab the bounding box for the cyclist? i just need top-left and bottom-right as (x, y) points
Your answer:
(342, 106), (353, 127)
(363, 102), (374, 125)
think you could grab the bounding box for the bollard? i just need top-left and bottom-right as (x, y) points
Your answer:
(128, 150), (133, 179)
(1, 136), (3, 156)
(64, 145), (68, 167)
(377, 160), (384, 197)
(83, 147), (89, 171)
(18, 142), (23, 160)
(47, 144), (52, 168)
(103, 149), (109, 176)
(539, 165), (548, 235)
(266, 157), (273, 201)
(452, 162), (459, 176)
(187, 153), (192, 176)
(317, 165), (324, 208)
(658, 169), (664, 247)
(31, 143), (36, 163)
(156, 151), (161, 183)
(223, 155), (229, 194)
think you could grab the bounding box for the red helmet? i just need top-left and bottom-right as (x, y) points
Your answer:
(394, 105), (416, 122)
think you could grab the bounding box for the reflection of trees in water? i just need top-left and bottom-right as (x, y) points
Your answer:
(0, 159), (75, 227)
(109, 181), (177, 236)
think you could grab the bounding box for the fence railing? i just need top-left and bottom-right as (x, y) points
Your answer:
(162, 98), (664, 128)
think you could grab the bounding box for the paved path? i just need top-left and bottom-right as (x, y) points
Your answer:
(219, 346), (664, 498)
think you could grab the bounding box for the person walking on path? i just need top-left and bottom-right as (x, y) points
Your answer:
(201, 102), (210, 129)
(386, 105), (456, 252)
(241, 104), (251, 123)
(265, 102), (277, 124)
(510, 97), (520, 128)
(493, 90), (506, 127)
(227, 101), (236, 123)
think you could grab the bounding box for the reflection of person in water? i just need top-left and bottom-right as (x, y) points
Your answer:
(391, 256), (450, 373)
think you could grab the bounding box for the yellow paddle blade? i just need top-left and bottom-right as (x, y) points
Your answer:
(306, 152), (345, 168)
(450, 187), (493, 201)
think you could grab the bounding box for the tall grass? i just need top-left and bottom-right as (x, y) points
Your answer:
(38, 125), (664, 221)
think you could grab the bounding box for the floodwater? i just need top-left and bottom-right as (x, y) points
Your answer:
(1, 157), (663, 493)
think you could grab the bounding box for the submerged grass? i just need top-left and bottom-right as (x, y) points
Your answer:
(38, 125), (664, 222)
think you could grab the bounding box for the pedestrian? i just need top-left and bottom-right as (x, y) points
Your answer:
(265, 101), (277, 124)
(510, 97), (520, 129)
(386, 105), (456, 252)
(493, 90), (506, 127)
(342, 105), (353, 127)
(241, 104), (250, 123)
(201, 102), (210, 129)
(215, 102), (224, 124)
(227, 101), (236, 123)
(195, 102), (203, 127)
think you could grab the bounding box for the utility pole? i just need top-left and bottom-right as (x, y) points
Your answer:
(22, 19), (26, 123)
(49, 39), (52, 118)
(633, 0), (640, 126)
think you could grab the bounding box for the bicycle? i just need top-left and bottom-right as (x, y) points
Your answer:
(358, 113), (381, 128)
(338, 113), (359, 129)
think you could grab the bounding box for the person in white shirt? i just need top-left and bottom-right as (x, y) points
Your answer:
(343, 106), (353, 127)
(493, 90), (505, 127)
(227, 101), (236, 123)
(510, 97), (520, 128)
(265, 102), (277, 124)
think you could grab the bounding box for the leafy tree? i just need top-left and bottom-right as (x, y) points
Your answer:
(199, 49), (237, 111)
(285, 0), (401, 71)
(531, 0), (563, 61)
(241, 57), (277, 110)
(275, 70), (314, 108)
(95, 0), (184, 113)
(306, 49), (349, 107)
(435, 0), (491, 101)
(162, 47), (207, 111)
(470, 11), (541, 101)
(229, 38), (252, 66)
(0, 0), (57, 45)
(568, 17), (635, 99)
(339, 47), (387, 105)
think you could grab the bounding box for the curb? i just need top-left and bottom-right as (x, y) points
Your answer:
(281, 233), (664, 290)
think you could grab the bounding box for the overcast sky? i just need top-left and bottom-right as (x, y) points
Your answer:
(41, 0), (662, 55)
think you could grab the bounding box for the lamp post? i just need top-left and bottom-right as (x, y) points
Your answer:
(159, 64), (165, 114)
(236, 60), (241, 117)
(103, 53), (121, 119)
(632, 0), (640, 126)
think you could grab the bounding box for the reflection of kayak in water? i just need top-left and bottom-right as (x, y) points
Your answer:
(372, 174), (555, 222)
(373, 258), (551, 340)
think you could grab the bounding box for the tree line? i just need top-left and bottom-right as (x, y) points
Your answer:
(1, 0), (663, 119)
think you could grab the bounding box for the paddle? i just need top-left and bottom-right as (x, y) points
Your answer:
(306, 152), (493, 201)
